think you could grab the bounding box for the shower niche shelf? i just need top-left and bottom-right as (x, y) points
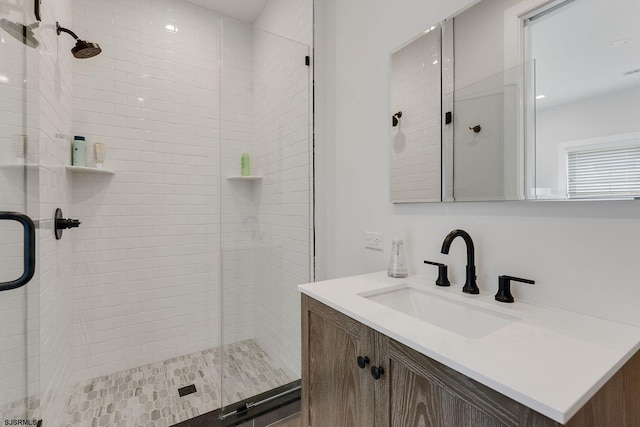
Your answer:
(227, 176), (263, 181)
(66, 165), (114, 175)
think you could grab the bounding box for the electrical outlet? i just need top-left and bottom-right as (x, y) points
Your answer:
(364, 231), (384, 250)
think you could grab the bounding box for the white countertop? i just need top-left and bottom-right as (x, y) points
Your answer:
(298, 272), (640, 424)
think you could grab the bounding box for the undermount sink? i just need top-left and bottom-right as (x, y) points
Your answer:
(359, 284), (519, 338)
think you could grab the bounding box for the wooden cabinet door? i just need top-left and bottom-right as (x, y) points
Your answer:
(302, 295), (377, 427)
(378, 333), (640, 427)
(377, 336), (536, 427)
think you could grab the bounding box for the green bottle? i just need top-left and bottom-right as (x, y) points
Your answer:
(241, 152), (250, 176)
(72, 136), (86, 166)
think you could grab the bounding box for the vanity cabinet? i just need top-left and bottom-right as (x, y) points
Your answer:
(301, 294), (640, 427)
(301, 294), (377, 426)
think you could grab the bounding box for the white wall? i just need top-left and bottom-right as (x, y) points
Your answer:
(314, 0), (471, 280)
(453, 87), (505, 201)
(314, 0), (640, 328)
(536, 85), (640, 196)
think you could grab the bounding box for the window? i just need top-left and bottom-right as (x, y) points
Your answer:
(567, 145), (640, 199)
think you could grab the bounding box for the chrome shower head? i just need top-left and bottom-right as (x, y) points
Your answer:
(0, 18), (40, 48)
(56, 22), (101, 59)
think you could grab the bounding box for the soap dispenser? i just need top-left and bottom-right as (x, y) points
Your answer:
(388, 239), (408, 278)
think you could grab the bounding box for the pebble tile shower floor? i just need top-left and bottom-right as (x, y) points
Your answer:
(63, 339), (292, 427)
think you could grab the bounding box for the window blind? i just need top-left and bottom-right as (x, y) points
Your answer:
(567, 145), (640, 198)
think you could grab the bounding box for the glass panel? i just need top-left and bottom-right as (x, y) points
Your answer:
(449, 61), (533, 201)
(220, 21), (312, 416)
(0, 0), (40, 424)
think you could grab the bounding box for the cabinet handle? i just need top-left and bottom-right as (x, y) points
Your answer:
(357, 356), (370, 369)
(371, 366), (384, 380)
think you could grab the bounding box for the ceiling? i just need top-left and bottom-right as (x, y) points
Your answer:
(185, 0), (270, 23)
(529, 0), (640, 109)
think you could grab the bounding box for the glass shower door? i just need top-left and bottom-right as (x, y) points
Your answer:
(0, 1), (40, 424)
(219, 21), (313, 422)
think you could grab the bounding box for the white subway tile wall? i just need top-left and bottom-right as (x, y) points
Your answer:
(70, 0), (222, 384)
(71, 0), (312, 411)
(390, 29), (442, 202)
(219, 0), (313, 387)
(442, 20), (454, 200)
(254, 0), (313, 46)
(251, 30), (312, 379)
(220, 18), (257, 347)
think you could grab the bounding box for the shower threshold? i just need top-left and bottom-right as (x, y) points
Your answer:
(174, 380), (301, 427)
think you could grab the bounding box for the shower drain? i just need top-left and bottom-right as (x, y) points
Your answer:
(178, 384), (197, 397)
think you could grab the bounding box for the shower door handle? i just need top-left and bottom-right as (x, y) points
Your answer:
(0, 212), (36, 292)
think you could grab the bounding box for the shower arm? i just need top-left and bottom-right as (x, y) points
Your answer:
(55, 21), (102, 59)
(56, 22), (79, 40)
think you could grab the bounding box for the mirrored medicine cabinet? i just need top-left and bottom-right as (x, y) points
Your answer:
(390, 0), (640, 203)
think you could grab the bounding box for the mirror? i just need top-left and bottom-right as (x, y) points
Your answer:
(390, 26), (442, 203)
(525, 0), (640, 200)
(447, 62), (532, 202)
(389, 0), (640, 203)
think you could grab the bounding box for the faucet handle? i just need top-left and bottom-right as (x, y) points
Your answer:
(495, 275), (535, 303)
(424, 260), (450, 287)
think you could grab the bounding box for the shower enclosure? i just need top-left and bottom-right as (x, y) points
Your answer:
(0, 0), (312, 426)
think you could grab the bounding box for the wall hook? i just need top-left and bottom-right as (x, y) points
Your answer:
(469, 125), (481, 133)
(392, 111), (403, 127)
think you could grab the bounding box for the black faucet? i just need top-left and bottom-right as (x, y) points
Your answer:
(441, 229), (479, 294)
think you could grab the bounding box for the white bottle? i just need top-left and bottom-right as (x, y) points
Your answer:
(95, 143), (105, 169)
